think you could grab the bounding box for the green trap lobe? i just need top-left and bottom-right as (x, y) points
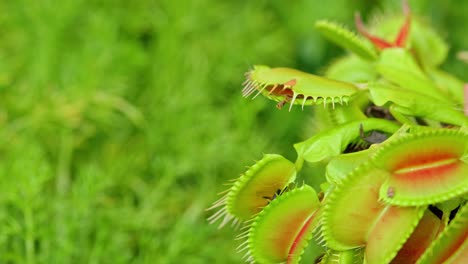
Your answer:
(287, 209), (321, 264)
(228, 154), (296, 220)
(445, 244), (468, 264)
(365, 205), (425, 264)
(382, 146), (461, 173)
(417, 203), (468, 264)
(249, 186), (320, 264)
(373, 131), (468, 206)
(323, 165), (391, 250)
(390, 210), (440, 264)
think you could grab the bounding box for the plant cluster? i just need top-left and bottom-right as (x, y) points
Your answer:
(209, 2), (468, 263)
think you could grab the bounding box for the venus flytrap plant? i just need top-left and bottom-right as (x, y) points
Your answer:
(209, 2), (468, 263)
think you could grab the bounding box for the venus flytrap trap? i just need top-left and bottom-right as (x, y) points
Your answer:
(243, 65), (358, 111)
(209, 1), (468, 263)
(207, 154), (297, 228)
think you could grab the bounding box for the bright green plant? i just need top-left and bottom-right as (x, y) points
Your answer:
(209, 2), (468, 263)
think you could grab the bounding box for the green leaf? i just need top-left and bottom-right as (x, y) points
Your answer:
(325, 55), (378, 83)
(410, 18), (449, 67)
(294, 118), (399, 163)
(368, 82), (468, 127)
(429, 69), (465, 105)
(326, 148), (376, 185)
(332, 91), (371, 125)
(376, 48), (451, 103)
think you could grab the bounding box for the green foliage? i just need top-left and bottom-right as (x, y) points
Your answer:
(0, 0), (308, 262)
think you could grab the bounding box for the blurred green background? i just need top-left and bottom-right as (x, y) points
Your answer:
(0, 0), (465, 263)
